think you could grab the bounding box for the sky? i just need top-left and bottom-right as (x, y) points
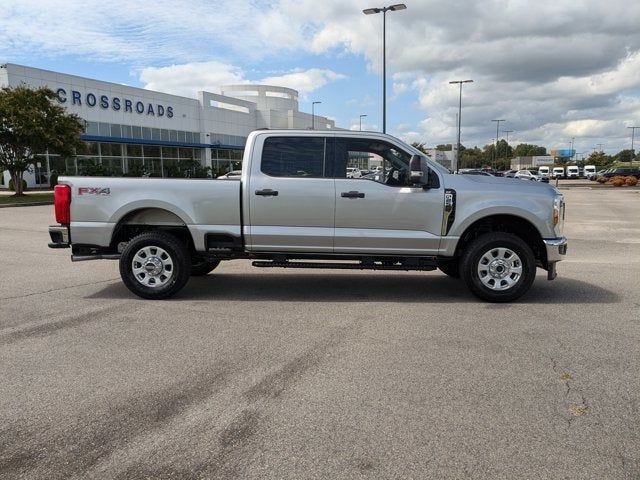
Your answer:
(1, 0), (640, 156)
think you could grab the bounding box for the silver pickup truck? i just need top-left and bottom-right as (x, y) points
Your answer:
(48, 130), (567, 302)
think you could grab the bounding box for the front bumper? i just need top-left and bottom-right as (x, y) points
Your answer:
(48, 225), (70, 248)
(543, 237), (568, 262)
(543, 237), (568, 280)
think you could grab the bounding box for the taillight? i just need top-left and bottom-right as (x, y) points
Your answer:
(54, 185), (71, 224)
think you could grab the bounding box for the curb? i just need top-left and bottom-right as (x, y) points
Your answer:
(0, 201), (53, 208)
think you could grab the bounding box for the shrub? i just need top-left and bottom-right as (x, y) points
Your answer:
(8, 178), (27, 192)
(597, 176), (607, 183)
(611, 176), (625, 187)
(625, 176), (638, 186)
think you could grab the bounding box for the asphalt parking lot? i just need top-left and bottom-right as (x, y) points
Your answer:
(1, 185), (639, 479)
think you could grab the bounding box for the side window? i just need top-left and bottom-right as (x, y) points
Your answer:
(261, 137), (327, 178)
(335, 138), (412, 187)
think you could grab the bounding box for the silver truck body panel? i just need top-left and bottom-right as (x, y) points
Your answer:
(60, 177), (241, 250)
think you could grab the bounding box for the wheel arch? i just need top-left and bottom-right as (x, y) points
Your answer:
(110, 207), (195, 253)
(454, 214), (548, 268)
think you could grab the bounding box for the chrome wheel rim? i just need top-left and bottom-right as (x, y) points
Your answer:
(477, 247), (522, 291)
(131, 246), (174, 288)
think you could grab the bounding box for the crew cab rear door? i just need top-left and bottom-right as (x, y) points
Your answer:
(333, 136), (443, 255)
(246, 134), (335, 252)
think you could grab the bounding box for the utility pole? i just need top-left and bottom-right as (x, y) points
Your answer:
(628, 126), (639, 166)
(359, 114), (367, 131)
(491, 119), (505, 168)
(449, 79), (473, 173)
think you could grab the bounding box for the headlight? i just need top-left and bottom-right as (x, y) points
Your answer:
(553, 195), (565, 233)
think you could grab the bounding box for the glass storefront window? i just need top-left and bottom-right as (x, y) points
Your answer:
(98, 123), (111, 136)
(132, 126), (143, 139)
(152, 128), (161, 140)
(178, 131), (186, 142)
(170, 130), (178, 142)
(162, 147), (178, 158)
(142, 128), (152, 140)
(110, 124), (122, 138)
(178, 148), (193, 159)
(144, 145), (160, 157)
(126, 144), (143, 157)
(121, 125), (132, 138)
(86, 122), (99, 135)
(125, 157), (146, 177)
(84, 142), (99, 155)
(145, 158), (162, 177)
(161, 129), (170, 141)
(100, 143), (122, 156)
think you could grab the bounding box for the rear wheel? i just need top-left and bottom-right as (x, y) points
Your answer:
(460, 232), (536, 302)
(119, 231), (191, 299)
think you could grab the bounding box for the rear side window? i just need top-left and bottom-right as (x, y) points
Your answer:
(261, 137), (328, 177)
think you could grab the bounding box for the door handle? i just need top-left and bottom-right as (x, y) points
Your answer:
(255, 189), (279, 196)
(341, 191), (365, 198)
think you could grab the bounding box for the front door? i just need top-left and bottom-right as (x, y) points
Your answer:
(247, 134), (335, 252)
(333, 136), (443, 255)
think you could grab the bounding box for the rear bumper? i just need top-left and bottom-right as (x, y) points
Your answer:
(48, 225), (70, 248)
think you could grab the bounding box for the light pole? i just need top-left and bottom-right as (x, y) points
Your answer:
(628, 126), (639, 166)
(503, 129), (514, 165)
(597, 143), (604, 152)
(311, 101), (321, 130)
(363, 3), (407, 134)
(449, 79), (473, 172)
(359, 114), (368, 131)
(491, 119), (505, 168)
(569, 137), (575, 161)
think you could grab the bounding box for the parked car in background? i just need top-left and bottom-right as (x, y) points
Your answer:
(552, 167), (565, 179)
(515, 170), (540, 181)
(459, 169), (495, 176)
(590, 168), (608, 180)
(583, 165), (596, 179)
(567, 166), (579, 179)
(538, 166), (550, 178)
(597, 167), (640, 179)
(503, 170), (517, 178)
(346, 167), (362, 178)
(217, 170), (242, 180)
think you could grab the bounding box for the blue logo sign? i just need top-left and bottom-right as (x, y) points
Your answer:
(56, 88), (174, 118)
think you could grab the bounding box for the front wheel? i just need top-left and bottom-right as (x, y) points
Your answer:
(119, 231), (191, 299)
(460, 233), (536, 302)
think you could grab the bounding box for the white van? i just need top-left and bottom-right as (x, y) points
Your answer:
(583, 165), (596, 179)
(538, 166), (550, 178)
(567, 165), (579, 179)
(552, 167), (565, 179)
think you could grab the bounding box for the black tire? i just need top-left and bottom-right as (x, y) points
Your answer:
(437, 258), (460, 278)
(460, 232), (536, 302)
(190, 258), (220, 276)
(119, 231), (191, 300)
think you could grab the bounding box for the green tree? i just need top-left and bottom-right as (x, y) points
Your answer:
(613, 149), (635, 164)
(436, 144), (453, 151)
(0, 85), (84, 196)
(586, 151), (611, 167)
(513, 143), (547, 157)
(410, 142), (428, 154)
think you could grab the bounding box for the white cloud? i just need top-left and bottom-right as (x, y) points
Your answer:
(138, 62), (345, 99)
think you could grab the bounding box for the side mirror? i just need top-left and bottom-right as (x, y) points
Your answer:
(409, 155), (430, 187)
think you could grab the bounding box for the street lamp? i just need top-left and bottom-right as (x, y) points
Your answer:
(628, 126), (639, 166)
(449, 79), (473, 173)
(491, 119), (505, 167)
(503, 129), (514, 165)
(359, 114), (368, 131)
(311, 101), (321, 130)
(569, 137), (575, 161)
(363, 3), (407, 134)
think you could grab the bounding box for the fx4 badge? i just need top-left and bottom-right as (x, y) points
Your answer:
(78, 187), (111, 196)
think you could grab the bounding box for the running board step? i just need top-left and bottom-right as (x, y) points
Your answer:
(252, 261), (436, 271)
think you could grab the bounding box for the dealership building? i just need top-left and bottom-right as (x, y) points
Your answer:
(0, 63), (336, 187)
